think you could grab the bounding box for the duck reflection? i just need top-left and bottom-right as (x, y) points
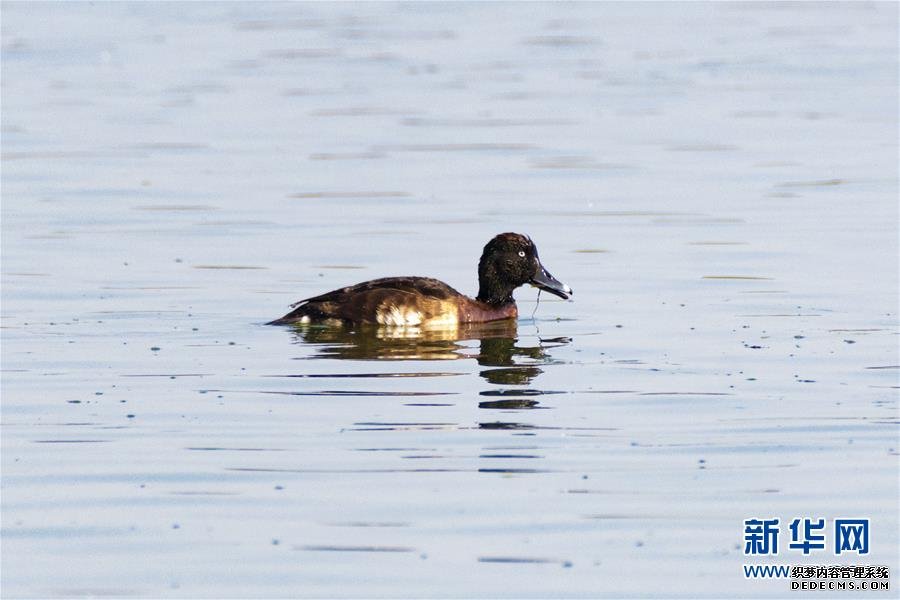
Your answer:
(293, 321), (571, 382)
(288, 320), (521, 361)
(286, 321), (570, 396)
(284, 322), (571, 443)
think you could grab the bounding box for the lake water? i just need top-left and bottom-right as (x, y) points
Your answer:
(1, 2), (897, 598)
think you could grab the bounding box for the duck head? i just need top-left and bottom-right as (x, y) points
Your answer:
(476, 232), (572, 305)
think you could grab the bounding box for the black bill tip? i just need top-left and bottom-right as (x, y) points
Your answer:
(530, 265), (572, 300)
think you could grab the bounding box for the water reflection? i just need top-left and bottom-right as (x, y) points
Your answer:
(480, 366), (542, 385)
(288, 321), (568, 363)
(285, 321), (571, 417)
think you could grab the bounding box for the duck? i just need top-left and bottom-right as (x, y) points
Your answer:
(267, 232), (572, 327)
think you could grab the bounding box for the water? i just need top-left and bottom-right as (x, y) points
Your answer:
(2, 2), (897, 597)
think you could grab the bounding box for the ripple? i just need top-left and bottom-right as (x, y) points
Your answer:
(478, 399), (541, 409)
(298, 545), (415, 553)
(202, 389), (456, 397)
(478, 556), (572, 567)
(289, 190), (411, 199)
(261, 372), (461, 379)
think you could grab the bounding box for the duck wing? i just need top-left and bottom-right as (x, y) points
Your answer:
(268, 277), (465, 325)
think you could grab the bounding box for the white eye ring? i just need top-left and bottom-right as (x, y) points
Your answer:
(518, 251), (526, 257)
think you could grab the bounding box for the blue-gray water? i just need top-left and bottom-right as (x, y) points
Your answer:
(1, 2), (897, 598)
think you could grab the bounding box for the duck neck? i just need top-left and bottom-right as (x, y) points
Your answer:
(476, 263), (515, 306)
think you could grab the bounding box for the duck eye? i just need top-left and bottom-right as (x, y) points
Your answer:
(518, 251), (525, 257)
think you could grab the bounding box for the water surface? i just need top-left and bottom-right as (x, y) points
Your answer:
(2, 2), (897, 598)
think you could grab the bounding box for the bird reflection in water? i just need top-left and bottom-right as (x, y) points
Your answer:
(285, 321), (571, 431)
(287, 321), (569, 382)
(288, 320), (566, 360)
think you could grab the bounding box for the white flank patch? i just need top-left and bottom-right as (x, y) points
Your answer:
(376, 306), (424, 326)
(423, 312), (458, 328)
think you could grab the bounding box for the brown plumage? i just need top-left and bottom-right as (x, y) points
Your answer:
(267, 233), (571, 326)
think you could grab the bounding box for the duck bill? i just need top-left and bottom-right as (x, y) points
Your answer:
(530, 264), (572, 300)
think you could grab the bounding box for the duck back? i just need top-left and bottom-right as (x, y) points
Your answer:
(267, 277), (469, 326)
